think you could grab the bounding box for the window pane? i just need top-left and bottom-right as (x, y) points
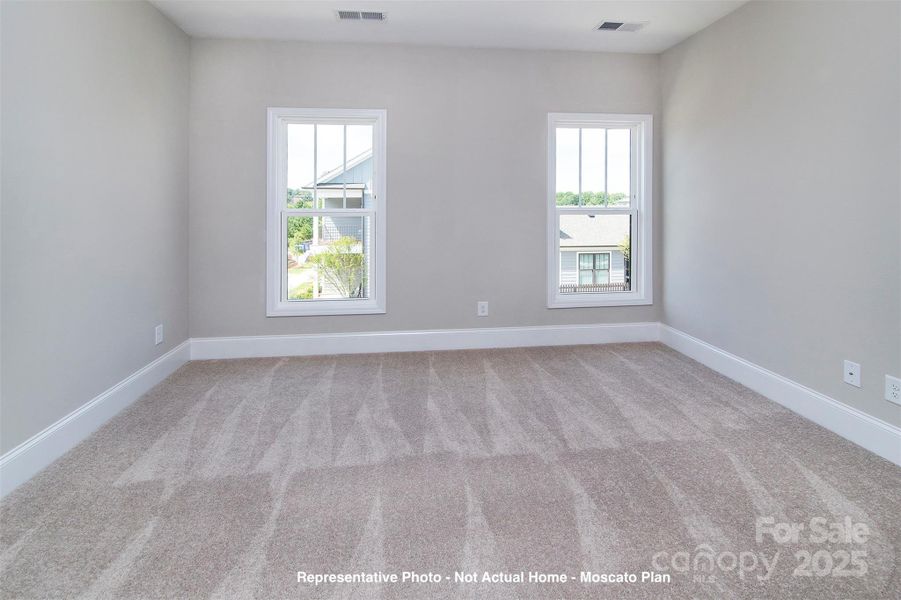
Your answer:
(606, 128), (631, 205)
(579, 254), (594, 269)
(341, 124), (373, 209)
(346, 125), (373, 162)
(287, 124), (314, 208)
(597, 253), (610, 270)
(555, 128), (579, 205)
(287, 215), (369, 301)
(316, 124), (345, 209)
(287, 216), (314, 299)
(559, 214), (631, 293)
(580, 129), (606, 205)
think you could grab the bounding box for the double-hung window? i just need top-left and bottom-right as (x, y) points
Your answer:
(267, 108), (386, 316)
(547, 113), (652, 307)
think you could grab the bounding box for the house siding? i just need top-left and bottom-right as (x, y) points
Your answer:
(335, 160), (371, 189)
(320, 156), (373, 209)
(560, 251), (578, 285)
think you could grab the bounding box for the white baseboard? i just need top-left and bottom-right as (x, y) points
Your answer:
(659, 325), (901, 466)
(0, 341), (191, 497)
(189, 322), (661, 360)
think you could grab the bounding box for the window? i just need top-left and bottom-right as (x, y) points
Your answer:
(578, 252), (610, 285)
(547, 113), (652, 307)
(267, 108), (386, 316)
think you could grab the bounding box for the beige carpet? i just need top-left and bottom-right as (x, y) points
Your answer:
(0, 343), (898, 599)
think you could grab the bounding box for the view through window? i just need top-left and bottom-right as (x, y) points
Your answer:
(548, 114), (652, 307)
(267, 109), (386, 316)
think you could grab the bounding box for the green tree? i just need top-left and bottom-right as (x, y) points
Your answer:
(287, 188), (314, 208)
(619, 235), (630, 261)
(287, 216), (313, 255)
(556, 191), (580, 206)
(619, 235), (631, 286)
(308, 236), (365, 298)
(555, 191), (628, 206)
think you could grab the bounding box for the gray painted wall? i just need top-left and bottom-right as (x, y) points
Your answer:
(189, 40), (661, 337)
(660, 1), (901, 425)
(1, 1), (190, 453)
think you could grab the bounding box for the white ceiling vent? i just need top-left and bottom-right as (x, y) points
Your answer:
(336, 10), (386, 22)
(596, 21), (647, 33)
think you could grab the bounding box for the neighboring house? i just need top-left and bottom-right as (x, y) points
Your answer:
(302, 149), (372, 244)
(300, 150), (372, 298)
(559, 214), (630, 292)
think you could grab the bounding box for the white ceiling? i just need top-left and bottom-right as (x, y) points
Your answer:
(151, 1), (748, 54)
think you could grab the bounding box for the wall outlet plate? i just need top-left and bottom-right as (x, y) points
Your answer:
(477, 301), (488, 317)
(886, 375), (901, 406)
(155, 324), (164, 346)
(843, 360), (860, 388)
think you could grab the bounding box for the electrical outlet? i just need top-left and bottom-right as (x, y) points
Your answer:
(477, 301), (489, 317)
(154, 324), (164, 346)
(843, 360), (860, 388)
(886, 375), (901, 406)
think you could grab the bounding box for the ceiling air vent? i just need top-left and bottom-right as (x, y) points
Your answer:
(336, 10), (386, 21)
(596, 21), (646, 33)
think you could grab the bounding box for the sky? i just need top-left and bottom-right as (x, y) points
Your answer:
(287, 124), (373, 189)
(556, 127), (631, 198)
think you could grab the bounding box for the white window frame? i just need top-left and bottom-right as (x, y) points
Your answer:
(267, 107), (387, 316)
(547, 112), (653, 308)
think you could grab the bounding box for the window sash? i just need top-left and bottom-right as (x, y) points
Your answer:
(280, 211), (374, 304)
(559, 127), (632, 208)
(556, 208), (635, 288)
(284, 208), (373, 218)
(283, 119), (379, 213)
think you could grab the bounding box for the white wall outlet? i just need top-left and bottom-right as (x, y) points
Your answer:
(843, 360), (860, 388)
(885, 375), (901, 406)
(477, 301), (489, 317)
(154, 324), (164, 346)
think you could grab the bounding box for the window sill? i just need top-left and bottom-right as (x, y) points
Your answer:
(267, 300), (386, 317)
(547, 293), (652, 309)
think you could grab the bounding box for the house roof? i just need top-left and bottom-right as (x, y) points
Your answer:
(559, 214), (629, 247)
(306, 150), (372, 187)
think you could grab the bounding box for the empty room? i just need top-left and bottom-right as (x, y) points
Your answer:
(1, 0), (899, 598)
